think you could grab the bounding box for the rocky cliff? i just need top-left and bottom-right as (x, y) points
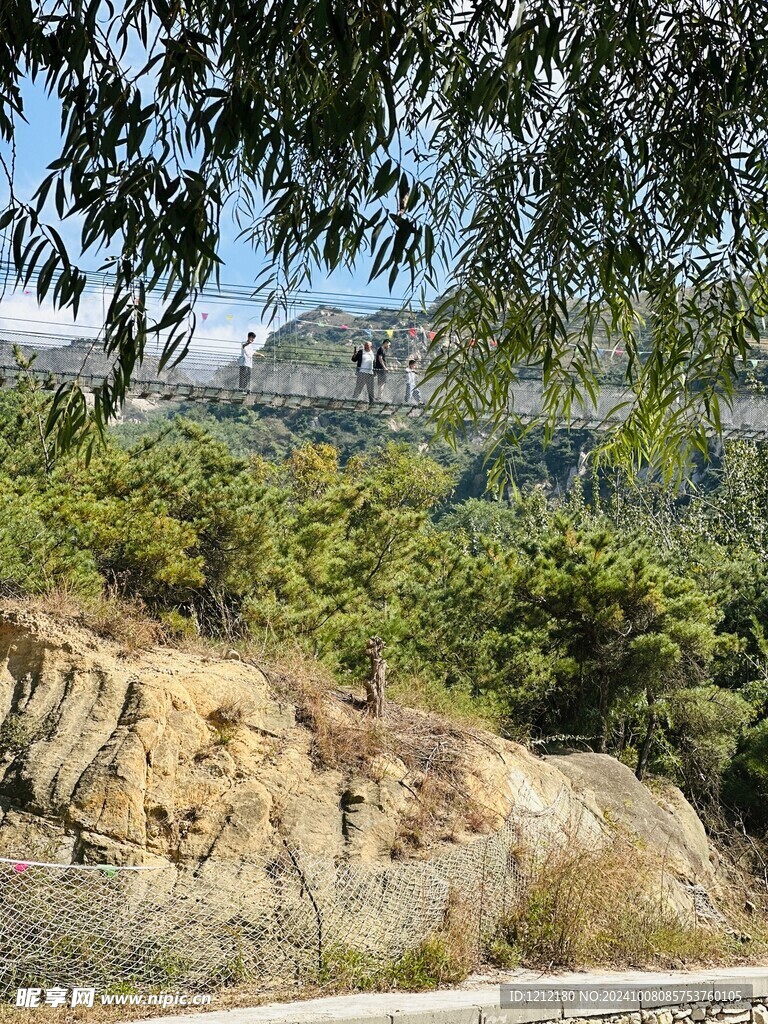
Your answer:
(0, 604), (719, 909)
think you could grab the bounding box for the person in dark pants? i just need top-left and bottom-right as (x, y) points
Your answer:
(352, 340), (376, 404)
(239, 331), (257, 390)
(374, 338), (391, 400)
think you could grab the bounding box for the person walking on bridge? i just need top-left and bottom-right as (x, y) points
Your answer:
(352, 340), (376, 404)
(239, 331), (257, 391)
(406, 359), (424, 405)
(374, 339), (391, 401)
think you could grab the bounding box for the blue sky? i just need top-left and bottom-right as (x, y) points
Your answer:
(0, 77), (441, 354)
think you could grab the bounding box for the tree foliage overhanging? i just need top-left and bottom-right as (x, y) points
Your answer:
(2, 0), (768, 468)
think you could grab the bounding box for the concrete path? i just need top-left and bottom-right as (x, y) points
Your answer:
(133, 967), (768, 1024)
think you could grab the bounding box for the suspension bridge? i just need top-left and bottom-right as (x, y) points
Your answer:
(5, 331), (768, 438)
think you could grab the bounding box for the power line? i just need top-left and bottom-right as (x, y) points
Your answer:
(0, 315), (251, 350)
(0, 258), (427, 316)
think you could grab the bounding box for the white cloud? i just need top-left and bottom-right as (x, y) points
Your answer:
(0, 287), (270, 369)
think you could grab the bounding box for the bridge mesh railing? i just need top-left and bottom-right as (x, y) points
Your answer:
(4, 337), (768, 433)
(0, 338), (443, 409)
(0, 791), (600, 998)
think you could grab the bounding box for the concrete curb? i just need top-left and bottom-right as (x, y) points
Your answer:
(130, 968), (768, 1024)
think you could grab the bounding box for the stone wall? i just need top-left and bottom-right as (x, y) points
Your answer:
(564, 1004), (765, 1024)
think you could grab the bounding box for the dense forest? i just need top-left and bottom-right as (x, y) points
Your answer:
(2, 370), (768, 841)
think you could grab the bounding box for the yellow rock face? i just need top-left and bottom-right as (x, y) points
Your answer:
(0, 603), (720, 924)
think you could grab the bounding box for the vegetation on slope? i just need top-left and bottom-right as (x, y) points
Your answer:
(2, 378), (768, 843)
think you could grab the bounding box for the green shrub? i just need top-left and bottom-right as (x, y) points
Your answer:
(316, 936), (469, 993)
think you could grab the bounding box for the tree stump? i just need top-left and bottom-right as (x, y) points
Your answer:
(364, 636), (386, 718)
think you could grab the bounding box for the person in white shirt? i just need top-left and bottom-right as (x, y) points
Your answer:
(239, 331), (257, 390)
(352, 340), (376, 404)
(406, 359), (423, 405)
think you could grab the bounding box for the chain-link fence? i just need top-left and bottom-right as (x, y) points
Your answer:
(0, 790), (601, 998)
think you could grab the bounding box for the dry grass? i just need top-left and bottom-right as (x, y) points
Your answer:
(386, 704), (500, 850)
(314, 886), (478, 995)
(210, 696), (256, 727)
(488, 833), (768, 972)
(390, 774), (493, 857)
(224, 646), (498, 858)
(700, 809), (768, 918)
(23, 588), (163, 654)
(391, 776), (447, 857)
(258, 648), (499, 850)
(258, 648), (387, 772)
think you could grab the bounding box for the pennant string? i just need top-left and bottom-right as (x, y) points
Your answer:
(0, 856), (162, 872)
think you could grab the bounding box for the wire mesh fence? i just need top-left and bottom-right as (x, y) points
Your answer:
(0, 790), (601, 998)
(0, 338), (440, 412)
(4, 335), (768, 433)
